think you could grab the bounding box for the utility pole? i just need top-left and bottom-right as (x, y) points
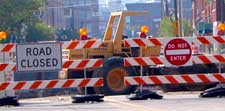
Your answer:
(162, 0), (169, 17)
(174, 0), (178, 37)
(177, 0), (182, 37)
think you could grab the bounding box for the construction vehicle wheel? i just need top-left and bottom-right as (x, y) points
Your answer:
(93, 57), (137, 95)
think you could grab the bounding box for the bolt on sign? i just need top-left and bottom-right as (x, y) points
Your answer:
(16, 43), (62, 72)
(164, 38), (192, 67)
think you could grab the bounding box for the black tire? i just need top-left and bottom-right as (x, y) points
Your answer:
(92, 57), (138, 95)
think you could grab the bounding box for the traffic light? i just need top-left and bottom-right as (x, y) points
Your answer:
(79, 28), (88, 40)
(139, 25), (149, 38)
(217, 23), (225, 35)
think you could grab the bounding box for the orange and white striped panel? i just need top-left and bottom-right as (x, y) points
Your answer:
(124, 73), (225, 86)
(124, 36), (225, 47)
(193, 54), (225, 64)
(124, 54), (225, 66)
(124, 38), (163, 47)
(63, 59), (103, 69)
(0, 43), (16, 52)
(0, 78), (103, 91)
(193, 36), (225, 45)
(0, 63), (16, 72)
(62, 39), (102, 49)
(0, 59), (103, 72)
(124, 57), (167, 66)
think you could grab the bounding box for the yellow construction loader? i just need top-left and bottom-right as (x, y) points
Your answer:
(59, 11), (160, 95)
(59, 11), (219, 95)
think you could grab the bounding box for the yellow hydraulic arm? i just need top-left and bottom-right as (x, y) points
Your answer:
(103, 11), (148, 52)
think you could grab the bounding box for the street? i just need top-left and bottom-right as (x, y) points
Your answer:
(1, 92), (225, 111)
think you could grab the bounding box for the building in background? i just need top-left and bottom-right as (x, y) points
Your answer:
(41, 0), (100, 37)
(126, 1), (162, 36)
(192, 0), (225, 36)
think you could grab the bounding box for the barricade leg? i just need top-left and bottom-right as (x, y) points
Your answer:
(71, 48), (104, 103)
(127, 47), (163, 100)
(0, 52), (19, 106)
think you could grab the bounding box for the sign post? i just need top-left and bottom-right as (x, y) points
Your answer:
(16, 43), (62, 72)
(164, 38), (192, 66)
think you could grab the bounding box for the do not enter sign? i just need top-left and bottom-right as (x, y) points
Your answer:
(164, 38), (192, 66)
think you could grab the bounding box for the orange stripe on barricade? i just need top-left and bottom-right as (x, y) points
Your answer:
(197, 36), (211, 45)
(197, 75), (211, 83)
(78, 79), (90, 87)
(197, 55), (212, 64)
(13, 82), (26, 90)
(149, 38), (162, 46)
(30, 81), (42, 89)
(84, 40), (96, 48)
(1, 44), (15, 52)
(134, 77), (146, 85)
(0, 82), (9, 90)
(66, 41), (79, 49)
(214, 74), (225, 82)
(214, 36), (225, 43)
(62, 80), (74, 88)
(46, 80), (58, 89)
(94, 78), (103, 86)
(77, 60), (90, 69)
(165, 75), (179, 84)
(214, 55), (225, 63)
(0, 64), (8, 71)
(181, 75), (195, 83)
(149, 76), (162, 85)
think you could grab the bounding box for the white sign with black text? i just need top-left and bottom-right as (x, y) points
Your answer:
(16, 43), (62, 72)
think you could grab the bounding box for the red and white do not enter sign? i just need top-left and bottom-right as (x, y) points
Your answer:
(164, 38), (192, 66)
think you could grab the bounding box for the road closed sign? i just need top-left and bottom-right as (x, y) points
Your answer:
(16, 43), (62, 72)
(164, 38), (192, 66)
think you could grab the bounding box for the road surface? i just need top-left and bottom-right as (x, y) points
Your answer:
(1, 92), (225, 111)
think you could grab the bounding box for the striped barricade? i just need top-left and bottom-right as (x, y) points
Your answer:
(124, 54), (225, 66)
(63, 59), (103, 69)
(0, 39), (103, 53)
(123, 36), (225, 47)
(0, 78), (103, 91)
(0, 59), (103, 72)
(123, 36), (225, 87)
(124, 73), (225, 86)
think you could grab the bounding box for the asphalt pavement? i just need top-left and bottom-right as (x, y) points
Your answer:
(1, 92), (225, 111)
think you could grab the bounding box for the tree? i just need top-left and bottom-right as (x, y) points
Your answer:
(159, 17), (175, 37)
(0, 0), (54, 43)
(26, 22), (55, 42)
(159, 17), (193, 37)
(56, 28), (79, 41)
